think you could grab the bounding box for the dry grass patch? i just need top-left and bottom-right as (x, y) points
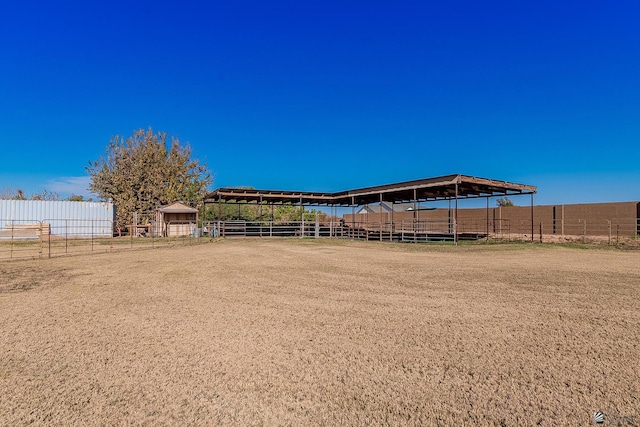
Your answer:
(1, 239), (639, 426)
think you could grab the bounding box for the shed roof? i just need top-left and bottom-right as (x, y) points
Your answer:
(205, 174), (536, 206)
(157, 202), (198, 213)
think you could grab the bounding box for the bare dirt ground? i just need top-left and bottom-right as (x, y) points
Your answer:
(1, 239), (638, 426)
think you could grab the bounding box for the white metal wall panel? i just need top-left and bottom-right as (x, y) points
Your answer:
(0, 200), (115, 237)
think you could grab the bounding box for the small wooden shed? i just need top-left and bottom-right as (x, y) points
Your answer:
(155, 202), (198, 237)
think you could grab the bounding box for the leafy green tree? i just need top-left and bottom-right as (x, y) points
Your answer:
(87, 127), (212, 232)
(205, 202), (323, 222)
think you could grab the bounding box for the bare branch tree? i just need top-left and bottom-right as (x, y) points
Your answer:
(0, 187), (27, 200)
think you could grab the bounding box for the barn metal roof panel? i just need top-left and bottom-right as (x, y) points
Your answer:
(205, 174), (536, 206)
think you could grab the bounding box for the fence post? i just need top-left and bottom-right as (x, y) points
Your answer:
(39, 222), (43, 259)
(539, 222), (543, 243)
(10, 220), (14, 259)
(48, 222), (51, 258)
(425, 220), (429, 243)
(65, 219), (68, 254)
(607, 220), (611, 245)
(453, 217), (458, 246)
(91, 220), (95, 252)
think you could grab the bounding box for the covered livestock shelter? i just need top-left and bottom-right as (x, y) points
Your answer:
(205, 174), (537, 243)
(155, 202), (198, 237)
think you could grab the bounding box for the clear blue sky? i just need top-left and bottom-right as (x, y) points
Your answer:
(1, 1), (639, 205)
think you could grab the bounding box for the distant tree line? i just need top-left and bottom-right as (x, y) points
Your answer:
(0, 188), (87, 202)
(204, 202), (327, 222)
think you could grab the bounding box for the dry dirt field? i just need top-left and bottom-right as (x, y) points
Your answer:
(1, 239), (638, 426)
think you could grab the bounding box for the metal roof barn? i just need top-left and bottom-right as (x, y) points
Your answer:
(0, 200), (115, 239)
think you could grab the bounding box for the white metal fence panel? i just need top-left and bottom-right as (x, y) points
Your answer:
(0, 200), (115, 237)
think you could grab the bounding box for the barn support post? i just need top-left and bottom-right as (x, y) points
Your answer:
(259, 196), (263, 238)
(412, 188), (418, 243)
(202, 200), (207, 230)
(365, 205), (369, 241)
(390, 202), (394, 242)
(417, 199), (421, 241)
(351, 196), (355, 239)
(300, 195), (304, 238)
(424, 199), (429, 241)
(330, 205), (334, 238)
(486, 197), (490, 241)
(454, 183), (459, 245)
(530, 193), (535, 243)
(379, 192), (383, 242)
